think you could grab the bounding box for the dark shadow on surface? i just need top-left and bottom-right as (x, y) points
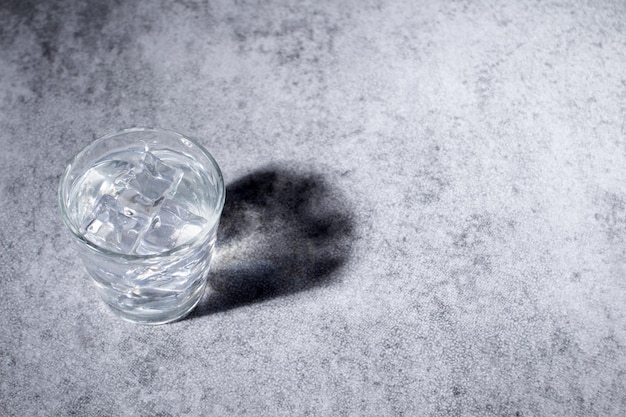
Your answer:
(189, 166), (354, 316)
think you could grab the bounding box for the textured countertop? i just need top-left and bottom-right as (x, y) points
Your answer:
(1, 1), (625, 415)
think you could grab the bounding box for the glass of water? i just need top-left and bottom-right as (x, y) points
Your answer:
(58, 127), (225, 324)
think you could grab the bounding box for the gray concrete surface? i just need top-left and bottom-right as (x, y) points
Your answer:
(1, 0), (626, 415)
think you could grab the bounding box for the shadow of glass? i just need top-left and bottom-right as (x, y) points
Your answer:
(189, 166), (355, 316)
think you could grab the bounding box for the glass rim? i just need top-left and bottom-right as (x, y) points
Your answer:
(58, 126), (226, 260)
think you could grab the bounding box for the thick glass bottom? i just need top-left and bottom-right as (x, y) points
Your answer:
(99, 281), (207, 325)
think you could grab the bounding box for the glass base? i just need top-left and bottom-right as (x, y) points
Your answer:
(100, 283), (206, 325)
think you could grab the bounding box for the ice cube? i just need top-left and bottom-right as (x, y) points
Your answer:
(116, 187), (160, 219)
(134, 200), (207, 255)
(113, 165), (137, 189)
(126, 152), (183, 203)
(81, 194), (147, 253)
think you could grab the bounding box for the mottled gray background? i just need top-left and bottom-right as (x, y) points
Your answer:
(1, 0), (625, 415)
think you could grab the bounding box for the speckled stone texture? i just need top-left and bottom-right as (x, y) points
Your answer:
(1, 0), (625, 415)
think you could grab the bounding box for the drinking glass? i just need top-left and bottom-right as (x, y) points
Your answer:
(58, 127), (225, 324)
